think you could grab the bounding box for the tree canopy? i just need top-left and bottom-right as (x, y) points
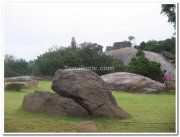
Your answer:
(33, 43), (125, 76)
(4, 55), (32, 77)
(161, 4), (176, 29)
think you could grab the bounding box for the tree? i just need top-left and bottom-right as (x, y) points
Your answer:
(127, 50), (163, 82)
(128, 36), (135, 46)
(4, 55), (31, 77)
(136, 49), (145, 57)
(161, 4), (176, 29)
(137, 37), (175, 63)
(33, 42), (125, 76)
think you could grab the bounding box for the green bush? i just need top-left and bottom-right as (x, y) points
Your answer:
(33, 44), (125, 76)
(138, 37), (175, 63)
(127, 50), (163, 82)
(4, 55), (32, 77)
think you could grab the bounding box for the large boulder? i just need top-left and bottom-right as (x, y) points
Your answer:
(22, 91), (89, 117)
(105, 47), (175, 79)
(101, 72), (166, 93)
(51, 69), (130, 119)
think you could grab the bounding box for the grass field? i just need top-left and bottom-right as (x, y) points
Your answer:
(4, 80), (176, 133)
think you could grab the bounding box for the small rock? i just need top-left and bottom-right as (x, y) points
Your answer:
(5, 83), (26, 91)
(75, 121), (98, 132)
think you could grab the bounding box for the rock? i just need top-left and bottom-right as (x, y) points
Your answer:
(162, 51), (173, 61)
(51, 69), (130, 119)
(105, 47), (175, 79)
(166, 81), (176, 90)
(4, 76), (36, 82)
(101, 72), (166, 93)
(5, 83), (26, 91)
(105, 41), (131, 51)
(25, 80), (39, 88)
(4, 76), (39, 89)
(22, 91), (89, 117)
(74, 121), (98, 132)
(106, 46), (113, 52)
(113, 41), (131, 49)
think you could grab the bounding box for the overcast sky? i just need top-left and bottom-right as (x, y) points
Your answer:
(4, 2), (175, 61)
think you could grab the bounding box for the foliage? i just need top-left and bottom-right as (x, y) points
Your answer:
(4, 55), (32, 77)
(128, 36), (135, 46)
(33, 43), (125, 76)
(128, 36), (135, 42)
(4, 80), (175, 132)
(33, 47), (83, 76)
(127, 50), (163, 82)
(161, 4), (176, 29)
(137, 37), (175, 63)
(136, 49), (145, 57)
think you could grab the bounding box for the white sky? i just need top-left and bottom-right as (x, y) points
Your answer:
(4, 2), (175, 61)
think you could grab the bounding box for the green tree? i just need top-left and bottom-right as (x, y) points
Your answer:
(128, 36), (135, 46)
(136, 49), (145, 57)
(137, 37), (175, 63)
(161, 4), (176, 29)
(4, 55), (31, 77)
(127, 50), (163, 82)
(33, 42), (125, 76)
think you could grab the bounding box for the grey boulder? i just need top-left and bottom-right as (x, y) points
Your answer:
(22, 91), (89, 117)
(101, 72), (166, 93)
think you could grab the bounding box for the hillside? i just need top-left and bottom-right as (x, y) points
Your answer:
(105, 47), (175, 79)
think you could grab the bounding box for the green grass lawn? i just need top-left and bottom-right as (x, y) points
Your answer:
(4, 80), (176, 133)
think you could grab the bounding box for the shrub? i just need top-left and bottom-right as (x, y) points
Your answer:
(127, 50), (163, 82)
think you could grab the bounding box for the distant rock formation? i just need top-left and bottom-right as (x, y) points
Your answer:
(105, 47), (175, 79)
(106, 41), (131, 51)
(101, 72), (166, 93)
(106, 46), (113, 52)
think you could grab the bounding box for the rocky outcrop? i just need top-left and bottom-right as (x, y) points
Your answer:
(101, 72), (166, 93)
(105, 47), (175, 79)
(106, 46), (113, 52)
(113, 41), (131, 49)
(51, 69), (130, 119)
(106, 41), (131, 51)
(22, 91), (89, 117)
